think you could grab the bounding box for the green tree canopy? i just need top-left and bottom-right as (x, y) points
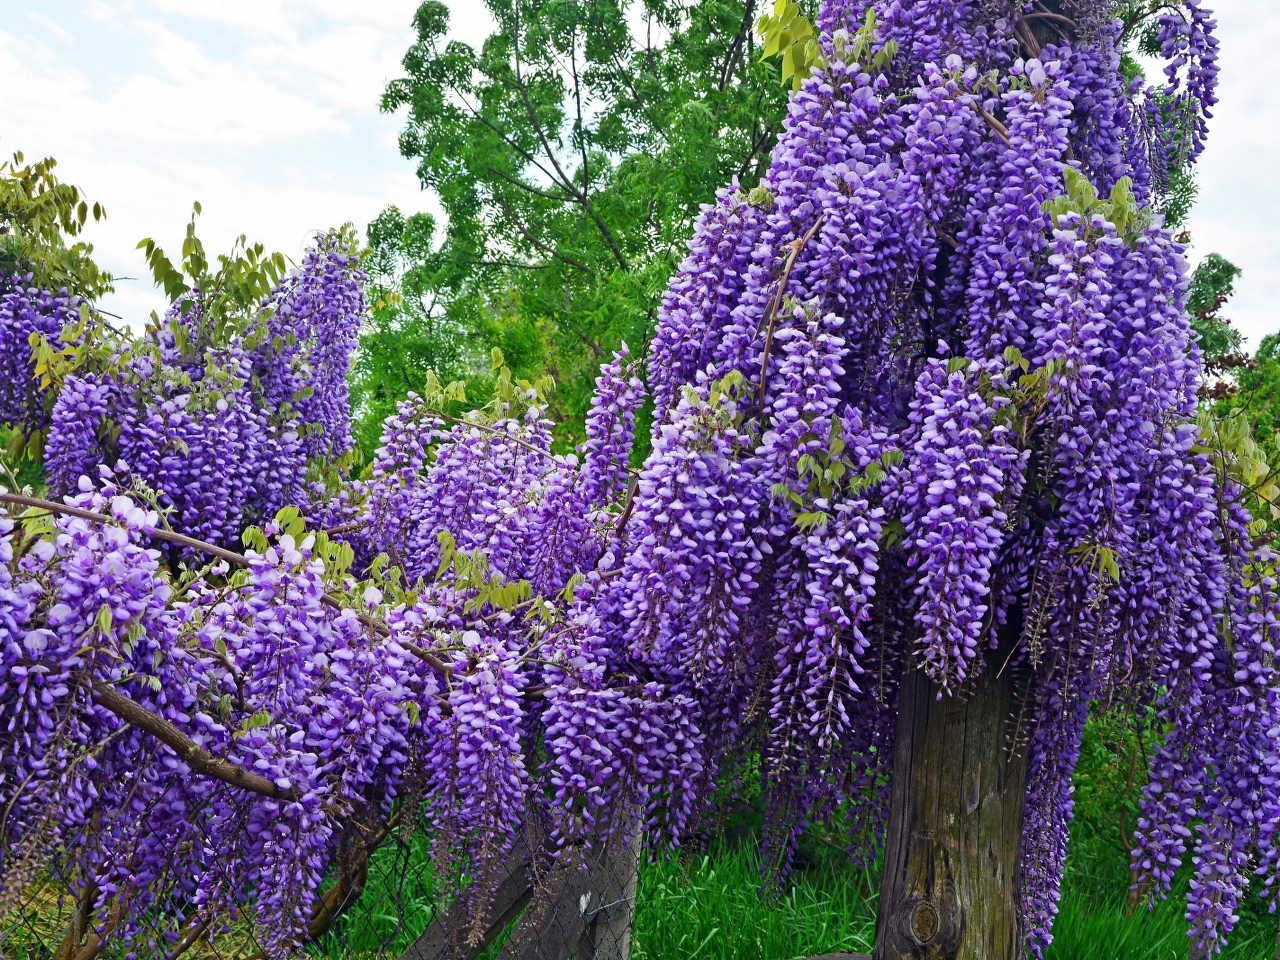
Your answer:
(369, 0), (792, 451)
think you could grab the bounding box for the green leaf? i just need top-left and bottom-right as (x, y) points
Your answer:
(94, 603), (114, 635)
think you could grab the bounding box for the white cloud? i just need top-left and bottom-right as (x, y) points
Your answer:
(0, 0), (458, 321)
(25, 10), (74, 42)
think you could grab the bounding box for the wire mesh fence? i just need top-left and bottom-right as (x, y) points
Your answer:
(0, 796), (643, 960)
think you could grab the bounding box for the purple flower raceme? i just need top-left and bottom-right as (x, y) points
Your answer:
(0, 276), (79, 435)
(36, 230), (365, 553)
(897, 357), (1027, 691)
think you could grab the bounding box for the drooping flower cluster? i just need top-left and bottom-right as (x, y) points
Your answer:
(38, 229), (365, 550)
(0, 474), (442, 955)
(897, 358), (1027, 690)
(0, 277), (80, 435)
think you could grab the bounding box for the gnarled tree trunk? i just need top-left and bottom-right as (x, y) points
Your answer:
(873, 618), (1030, 960)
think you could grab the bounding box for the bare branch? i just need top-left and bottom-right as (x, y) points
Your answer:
(1, 492), (246, 567)
(494, 192), (595, 275)
(756, 215), (826, 413)
(719, 0), (757, 94)
(321, 520), (368, 537)
(507, 8), (631, 273)
(485, 165), (575, 203)
(971, 102), (1012, 147)
(1, 491), (394, 650)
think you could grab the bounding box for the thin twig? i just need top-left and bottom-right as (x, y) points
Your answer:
(321, 520), (368, 537)
(755, 215), (825, 414)
(971, 102), (1012, 147)
(0, 491), (404, 643)
(425, 410), (557, 462)
(1023, 9), (1077, 28)
(614, 475), (640, 535)
(0, 492), (246, 567)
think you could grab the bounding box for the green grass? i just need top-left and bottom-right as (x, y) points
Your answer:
(627, 840), (1278, 960)
(1043, 819), (1276, 960)
(312, 821), (1279, 960)
(631, 844), (877, 960)
(1043, 892), (1270, 960)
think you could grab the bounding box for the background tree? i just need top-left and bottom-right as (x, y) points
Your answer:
(0, 151), (110, 304)
(371, 0), (793, 451)
(350, 206), (468, 456)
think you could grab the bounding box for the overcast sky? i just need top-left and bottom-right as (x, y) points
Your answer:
(0, 1), (1276, 343)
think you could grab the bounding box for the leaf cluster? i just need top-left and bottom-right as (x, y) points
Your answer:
(773, 423), (901, 533)
(1042, 170), (1148, 244)
(136, 202), (290, 355)
(1185, 252), (1244, 375)
(0, 152), (111, 301)
(350, 206), (471, 457)
(756, 6), (896, 92)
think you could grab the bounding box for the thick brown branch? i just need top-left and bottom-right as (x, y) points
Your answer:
(71, 892), (131, 960)
(89, 680), (301, 801)
(1013, 17), (1042, 58)
(167, 914), (212, 960)
(321, 520), (368, 537)
(1022, 10), (1076, 28)
(53, 879), (98, 960)
(400, 639), (453, 676)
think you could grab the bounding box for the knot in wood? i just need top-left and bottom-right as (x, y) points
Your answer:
(911, 902), (939, 943)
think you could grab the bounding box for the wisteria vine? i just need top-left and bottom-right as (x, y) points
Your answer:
(1, 0), (1266, 958)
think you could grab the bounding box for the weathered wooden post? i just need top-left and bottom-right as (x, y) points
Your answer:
(873, 618), (1029, 960)
(402, 813), (641, 960)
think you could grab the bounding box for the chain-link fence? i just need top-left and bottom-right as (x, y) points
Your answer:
(0, 794), (643, 960)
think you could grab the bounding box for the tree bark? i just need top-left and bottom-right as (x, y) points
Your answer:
(873, 617), (1029, 960)
(497, 822), (641, 960)
(52, 880), (97, 960)
(402, 829), (537, 960)
(402, 813), (641, 960)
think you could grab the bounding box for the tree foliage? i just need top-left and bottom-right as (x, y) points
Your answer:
(376, 0), (793, 447)
(0, 152), (111, 302)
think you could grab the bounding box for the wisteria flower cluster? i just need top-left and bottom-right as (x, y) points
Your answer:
(37, 229), (365, 552)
